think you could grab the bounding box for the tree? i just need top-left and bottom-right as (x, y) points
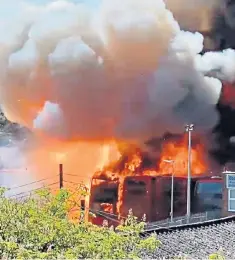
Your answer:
(0, 186), (160, 259)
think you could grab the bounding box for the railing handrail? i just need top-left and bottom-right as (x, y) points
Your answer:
(145, 211), (222, 229)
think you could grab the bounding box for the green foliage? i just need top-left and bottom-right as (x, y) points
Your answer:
(0, 186), (160, 259)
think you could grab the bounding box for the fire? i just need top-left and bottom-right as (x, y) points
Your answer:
(101, 203), (114, 213)
(90, 137), (207, 217)
(95, 138), (207, 180)
(0, 0), (221, 204)
(21, 139), (120, 189)
(124, 152), (142, 172)
(7, 122), (207, 221)
(158, 140), (207, 176)
(0, 0), (226, 227)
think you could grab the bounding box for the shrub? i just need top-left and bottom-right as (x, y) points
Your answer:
(0, 187), (160, 259)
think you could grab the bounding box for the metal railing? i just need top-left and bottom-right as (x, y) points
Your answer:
(145, 210), (222, 231)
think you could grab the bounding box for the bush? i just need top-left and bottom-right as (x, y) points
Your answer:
(0, 187), (160, 259)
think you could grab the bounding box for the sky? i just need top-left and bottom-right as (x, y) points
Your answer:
(0, 0), (100, 21)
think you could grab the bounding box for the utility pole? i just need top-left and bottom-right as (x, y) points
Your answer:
(185, 124), (194, 223)
(59, 163), (63, 189)
(163, 159), (175, 222)
(170, 161), (174, 222)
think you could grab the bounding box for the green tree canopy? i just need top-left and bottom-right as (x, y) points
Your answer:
(0, 186), (160, 259)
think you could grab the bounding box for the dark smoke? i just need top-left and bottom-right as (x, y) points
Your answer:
(140, 0), (235, 169)
(207, 1), (235, 167)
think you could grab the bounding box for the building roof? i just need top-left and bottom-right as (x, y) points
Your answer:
(143, 217), (235, 259)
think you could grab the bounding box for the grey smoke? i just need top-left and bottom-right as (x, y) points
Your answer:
(0, 0), (233, 146)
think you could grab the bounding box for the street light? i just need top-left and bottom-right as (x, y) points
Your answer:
(163, 159), (175, 222)
(185, 124), (194, 222)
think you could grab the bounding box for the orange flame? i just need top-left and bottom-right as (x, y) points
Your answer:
(158, 140), (207, 176)
(91, 137), (207, 217)
(101, 203), (114, 213)
(124, 152), (142, 172)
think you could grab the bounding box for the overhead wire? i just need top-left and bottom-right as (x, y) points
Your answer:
(8, 182), (59, 198)
(63, 180), (84, 185)
(63, 173), (80, 177)
(6, 175), (59, 191)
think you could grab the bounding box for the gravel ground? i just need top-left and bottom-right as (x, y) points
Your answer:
(142, 221), (235, 259)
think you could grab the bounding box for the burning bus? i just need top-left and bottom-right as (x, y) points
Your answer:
(87, 137), (223, 225)
(89, 174), (223, 225)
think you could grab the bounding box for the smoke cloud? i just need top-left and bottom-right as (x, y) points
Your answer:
(196, 49), (235, 82)
(33, 101), (66, 138)
(0, 0), (233, 148)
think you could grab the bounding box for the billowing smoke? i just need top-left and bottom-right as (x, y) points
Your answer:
(0, 0), (235, 182)
(0, 0), (229, 145)
(33, 101), (66, 139)
(196, 49), (235, 82)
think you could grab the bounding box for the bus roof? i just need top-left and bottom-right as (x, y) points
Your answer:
(223, 171), (235, 174)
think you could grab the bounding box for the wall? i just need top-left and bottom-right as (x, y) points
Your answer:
(222, 172), (235, 217)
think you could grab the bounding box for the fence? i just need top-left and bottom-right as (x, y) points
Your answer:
(145, 210), (222, 231)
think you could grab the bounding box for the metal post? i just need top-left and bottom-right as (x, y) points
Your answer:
(187, 129), (191, 221)
(163, 159), (174, 222)
(84, 178), (93, 224)
(59, 163), (63, 189)
(170, 164), (174, 222)
(185, 124), (194, 223)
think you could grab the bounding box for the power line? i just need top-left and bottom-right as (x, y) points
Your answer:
(9, 182), (59, 198)
(64, 173), (80, 177)
(63, 180), (84, 185)
(6, 175), (59, 191)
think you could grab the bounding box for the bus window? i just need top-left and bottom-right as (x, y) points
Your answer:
(196, 182), (222, 195)
(126, 179), (147, 195)
(90, 186), (118, 213)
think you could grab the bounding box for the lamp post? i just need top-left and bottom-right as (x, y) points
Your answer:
(163, 159), (175, 222)
(185, 124), (194, 222)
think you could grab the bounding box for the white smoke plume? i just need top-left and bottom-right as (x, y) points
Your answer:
(33, 101), (66, 138)
(196, 49), (235, 82)
(0, 0), (233, 147)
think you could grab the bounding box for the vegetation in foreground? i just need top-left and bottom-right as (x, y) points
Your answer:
(0, 186), (159, 259)
(0, 186), (227, 259)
